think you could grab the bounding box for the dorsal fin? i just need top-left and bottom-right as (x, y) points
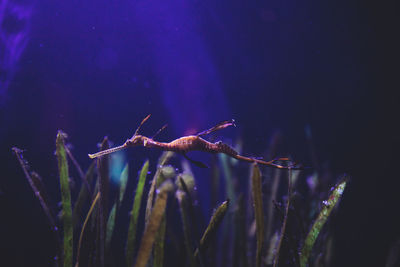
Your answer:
(196, 119), (236, 137)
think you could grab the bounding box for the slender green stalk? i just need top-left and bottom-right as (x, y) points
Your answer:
(274, 169), (292, 267)
(266, 169), (280, 242)
(97, 137), (110, 267)
(76, 192), (100, 267)
(65, 145), (91, 195)
(73, 161), (96, 228)
(56, 131), (73, 267)
(251, 164), (264, 267)
(106, 164), (129, 248)
(177, 189), (197, 267)
(126, 160), (149, 267)
(12, 147), (61, 265)
(12, 148), (57, 234)
(300, 177), (348, 267)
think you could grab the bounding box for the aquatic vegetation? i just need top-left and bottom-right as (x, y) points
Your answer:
(13, 128), (347, 267)
(126, 160), (149, 267)
(300, 177), (348, 267)
(251, 164), (264, 267)
(56, 131), (73, 267)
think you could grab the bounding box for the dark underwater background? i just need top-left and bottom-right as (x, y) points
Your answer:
(0, 0), (398, 266)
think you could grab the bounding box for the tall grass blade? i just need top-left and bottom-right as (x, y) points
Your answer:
(251, 163), (264, 267)
(126, 160), (149, 267)
(145, 151), (174, 224)
(274, 169), (292, 267)
(12, 147), (61, 265)
(195, 199), (229, 258)
(177, 187), (197, 267)
(65, 145), (91, 195)
(106, 204), (117, 250)
(153, 214), (166, 267)
(265, 232), (279, 265)
(153, 165), (176, 267)
(134, 181), (175, 267)
(145, 151), (174, 225)
(56, 131), (73, 267)
(300, 176), (348, 267)
(76, 192), (100, 267)
(97, 137), (110, 267)
(177, 174), (198, 238)
(73, 161), (96, 228)
(266, 169), (280, 242)
(106, 163), (129, 248)
(12, 147), (57, 232)
(118, 163), (129, 202)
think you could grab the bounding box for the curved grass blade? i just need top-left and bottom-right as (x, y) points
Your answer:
(96, 137), (110, 267)
(12, 147), (61, 265)
(65, 145), (91, 195)
(106, 204), (117, 250)
(126, 160), (149, 267)
(118, 163), (129, 202)
(12, 147), (57, 232)
(145, 151), (174, 225)
(300, 176), (348, 267)
(274, 169), (293, 267)
(56, 131), (73, 267)
(134, 181), (175, 267)
(177, 174), (197, 237)
(73, 161), (96, 228)
(153, 166), (177, 267)
(194, 199), (229, 258)
(251, 163), (264, 267)
(266, 169), (280, 242)
(154, 213), (166, 267)
(176, 189), (197, 267)
(76, 192), (100, 267)
(265, 232), (279, 265)
(106, 163), (129, 248)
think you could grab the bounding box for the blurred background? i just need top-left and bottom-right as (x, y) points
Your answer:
(0, 0), (398, 266)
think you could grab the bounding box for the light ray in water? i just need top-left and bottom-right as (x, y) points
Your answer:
(0, 0), (32, 104)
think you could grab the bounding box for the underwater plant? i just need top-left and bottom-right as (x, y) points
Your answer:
(13, 125), (347, 267)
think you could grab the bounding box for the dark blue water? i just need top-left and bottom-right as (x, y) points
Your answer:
(1, 0), (398, 266)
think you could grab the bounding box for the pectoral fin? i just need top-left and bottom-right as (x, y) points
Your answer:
(182, 153), (209, 168)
